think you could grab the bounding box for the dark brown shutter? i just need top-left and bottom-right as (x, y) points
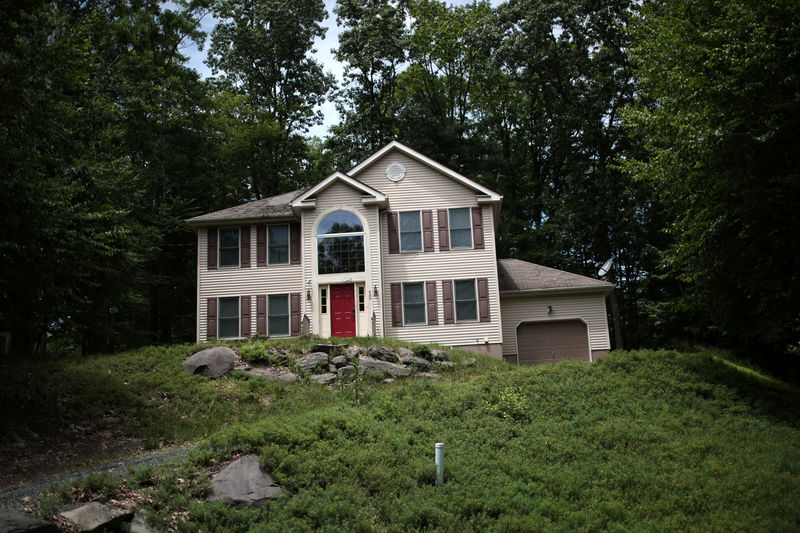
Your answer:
(387, 212), (399, 254)
(257, 226), (267, 266)
(207, 298), (217, 338)
(241, 296), (251, 336)
(240, 225), (251, 267)
(442, 280), (454, 324)
(426, 281), (438, 325)
(257, 295), (266, 335)
(472, 207), (485, 249)
(390, 283), (402, 326)
(422, 210), (434, 252)
(290, 223), (301, 264)
(207, 228), (217, 270)
(437, 209), (449, 251)
(290, 292), (301, 336)
(478, 277), (490, 322)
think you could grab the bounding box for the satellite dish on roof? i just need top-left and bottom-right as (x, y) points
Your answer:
(597, 257), (613, 278)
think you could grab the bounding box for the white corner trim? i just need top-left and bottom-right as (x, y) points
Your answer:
(291, 171), (387, 207)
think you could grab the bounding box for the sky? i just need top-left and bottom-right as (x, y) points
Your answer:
(183, 0), (502, 138)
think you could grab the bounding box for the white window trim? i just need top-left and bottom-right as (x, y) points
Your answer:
(399, 210), (422, 253)
(453, 278), (478, 323)
(268, 294), (290, 337)
(218, 296), (240, 339)
(402, 282), (427, 326)
(218, 226), (240, 268)
(448, 208), (473, 249)
(267, 223), (290, 266)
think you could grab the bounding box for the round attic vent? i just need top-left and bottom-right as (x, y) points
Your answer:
(385, 162), (406, 182)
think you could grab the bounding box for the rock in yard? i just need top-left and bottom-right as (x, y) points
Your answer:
(346, 345), (365, 359)
(395, 346), (413, 357)
(436, 361), (456, 369)
(416, 372), (441, 379)
(338, 365), (356, 379)
(310, 343), (339, 354)
(207, 454), (284, 506)
(60, 502), (131, 532)
(0, 509), (58, 533)
(269, 348), (291, 362)
(332, 355), (348, 367)
(462, 357), (477, 367)
(183, 346), (236, 378)
(242, 366), (300, 384)
(309, 373), (337, 385)
(430, 348), (452, 361)
(358, 355), (410, 377)
(130, 511), (166, 533)
(399, 355), (432, 370)
(367, 344), (400, 363)
(295, 352), (329, 372)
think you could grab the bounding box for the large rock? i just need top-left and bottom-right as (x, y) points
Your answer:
(130, 511), (166, 533)
(367, 345), (400, 363)
(183, 346), (236, 378)
(396, 346), (413, 358)
(241, 366), (300, 384)
(309, 373), (337, 385)
(430, 348), (452, 361)
(358, 355), (411, 377)
(207, 455), (284, 506)
(399, 355), (432, 370)
(0, 509), (58, 533)
(60, 502), (131, 532)
(331, 355), (348, 367)
(338, 365), (356, 379)
(310, 344), (339, 354)
(462, 357), (477, 367)
(295, 352), (329, 372)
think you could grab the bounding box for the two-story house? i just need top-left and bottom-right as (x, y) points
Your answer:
(187, 142), (614, 364)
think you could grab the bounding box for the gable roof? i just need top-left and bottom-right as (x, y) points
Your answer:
(348, 141), (502, 204)
(291, 171), (387, 209)
(186, 189), (303, 226)
(498, 258), (614, 294)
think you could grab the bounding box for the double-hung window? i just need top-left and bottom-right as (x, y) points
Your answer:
(454, 279), (478, 322)
(268, 225), (289, 264)
(403, 282), (426, 325)
(399, 211), (422, 252)
(268, 294), (289, 336)
(219, 227), (239, 267)
(449, 208), (472, 249)
(218, 297), (240, 338)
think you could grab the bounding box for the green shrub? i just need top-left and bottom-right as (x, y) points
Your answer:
(413, 344), (433, 361)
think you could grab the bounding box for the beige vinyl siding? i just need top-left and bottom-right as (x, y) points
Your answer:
(359, 152), (502, 346)
(301, 181), (383, 337)
(499, 293), (610, 355)
(197, 226), (303, 341)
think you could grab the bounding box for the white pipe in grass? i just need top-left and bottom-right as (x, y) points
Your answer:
(435, 442), (444, 486)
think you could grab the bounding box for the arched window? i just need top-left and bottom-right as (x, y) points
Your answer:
(316, 210), (365, 274)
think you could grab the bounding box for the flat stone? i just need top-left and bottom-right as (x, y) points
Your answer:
(367, 345), (400, 363)
(242, 366), (300, 384)
(358, 355), (410, 377)
(130, 511), (166, 533)
(207, 454), (284, 506)
(295, 352), (329, 372)
(183, 346), (236, 378)
(396, 346), (413, 357)
(0, 509), (58, 532)
(310, 344), (339, 354)
(430, 348), (452, 361)
(338, 365), (356, 379)
(436, 361), (456, 369)
(416, 372), (441, 379)
(462, 357), (477, 367)
(331, 355), (348, 367)
(309, 373), (337, 385)
(60, 502), (131, 532)
(399, 355), (432, 370)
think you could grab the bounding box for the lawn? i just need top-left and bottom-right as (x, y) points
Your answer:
(3, 342), (799, 531)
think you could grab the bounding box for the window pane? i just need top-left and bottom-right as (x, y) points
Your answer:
(269, 316), (289, 336)
(403, 283), (425, 324)
(455, 279), (477, 322)
(268, 295), (289, 336)
(450, 208), (470, 229)
(401, 232), (421, 251)
(400, 211), (420, 231)
(403, 283), (424, 304)
(450, 228), (472, 248)
(220, 248), (239, 266)
(220, 228), (239, 248)
(317, 236), (365, 274)
(456, 301), (477, 321)
(219, 318), (239, 338)
(269, 295), (288, 315)
(268, 225), (289, 264)
(219, 297), (239, 318)
(317, 210), (363, 234)
(405, 304), (426, 324)
(455, 279), (476, 300)
(449, 208), (472, 248)
(269, 225), (288, 245)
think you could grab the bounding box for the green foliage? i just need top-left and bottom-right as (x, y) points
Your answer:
(484, 386), (530, 421)
(412, 344), (433, 361)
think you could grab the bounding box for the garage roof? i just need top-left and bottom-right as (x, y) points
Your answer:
(498, 258), (614, 293)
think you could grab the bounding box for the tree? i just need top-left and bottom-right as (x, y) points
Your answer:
(625, 0), (800, 355)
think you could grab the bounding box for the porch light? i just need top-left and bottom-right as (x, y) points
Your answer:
(372, 284), (378, 296)
(547, 305), (553, 314)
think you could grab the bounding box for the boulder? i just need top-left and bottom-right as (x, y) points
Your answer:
(207, 455), (284, 506)
(295, 352), (328, 372)
(60, 503), (131, 532)
(331, 355), (348, 367)
(0, 509), (58, 533)
(430, 348), (452, 361)
(395, 346), (413, 357)
(242, 366), (300, 384)
(399, 355), (432, 370)
(346, 346), (365, 359)
(183, 346), (236, 378)
(310, 344), (339, 354)
(367, 345), (400, 363)
(358, 355), (411, 377)
(416, 372), (441, 379)
(130, 511), (166, 533)
(436, 361), (456, 369)
(338, 365), (356, 379)
(462, 357), (477, 367)
(309, 373), (337, 385)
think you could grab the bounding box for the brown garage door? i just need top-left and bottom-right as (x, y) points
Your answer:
(517, 320), (589, 365)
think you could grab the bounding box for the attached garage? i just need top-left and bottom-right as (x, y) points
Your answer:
(497, 259), (614, 365)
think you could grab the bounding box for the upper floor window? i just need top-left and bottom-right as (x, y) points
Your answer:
(400, 211), (422, 252)
(449, 208), (472, 249)
(317, 210), (365, 275)
(268, 224), (289, 264)
(219, 228), (239, 267)
(454, 279), (478, 322)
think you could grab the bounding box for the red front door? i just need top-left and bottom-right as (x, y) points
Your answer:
(330, 284), (356, 337)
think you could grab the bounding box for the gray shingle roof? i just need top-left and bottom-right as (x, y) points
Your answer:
(498, 258), (614, 293)
(186, 189), (304, 225)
